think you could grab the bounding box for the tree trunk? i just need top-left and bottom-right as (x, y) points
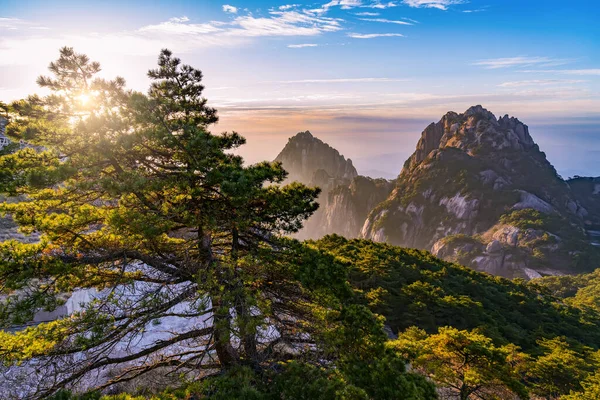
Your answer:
(199, 227), (239, 368)
(213, 296), (239, 367)
(231, 226), (259, 363)
(460, 385), (471, 400)
(235, 301), (259, 363)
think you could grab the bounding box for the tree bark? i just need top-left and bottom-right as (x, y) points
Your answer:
(199, 226), (239, 367)
(212, 295), (239, 367)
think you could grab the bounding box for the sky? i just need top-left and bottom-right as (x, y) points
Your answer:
(0, 0), (599, 178)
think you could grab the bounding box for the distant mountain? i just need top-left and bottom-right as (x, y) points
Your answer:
(359, 169), (398, 180)
(274, 131), (393, 239)
(276, 107), (600, 279)
(362, 105), (599, 278)
(275, 131), (357, 186)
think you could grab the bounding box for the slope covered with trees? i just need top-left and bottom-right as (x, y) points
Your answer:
(312, 236), (600, 399)
(312, 236), (600, 352)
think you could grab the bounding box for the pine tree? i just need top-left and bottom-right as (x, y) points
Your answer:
(394, 327), (529, 400)
(0, 47), (346, 397)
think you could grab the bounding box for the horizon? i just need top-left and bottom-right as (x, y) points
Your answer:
(1, 0), (599, 178)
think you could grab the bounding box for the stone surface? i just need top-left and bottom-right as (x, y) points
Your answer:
(274, 131), (392, 239)
(275, 131), (357, 185)
(361, 106), (600, 278)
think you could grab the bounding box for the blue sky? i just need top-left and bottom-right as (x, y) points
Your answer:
(1, 0), (599, 177)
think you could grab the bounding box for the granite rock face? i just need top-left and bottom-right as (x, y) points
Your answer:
(568, 176), (600, 228)
(362, 106), (599, 278)
(274, 131), (391, 239)
(275, 131), (357, 187)
(322, 176), (394, 238)
(274, 109), (599, 278)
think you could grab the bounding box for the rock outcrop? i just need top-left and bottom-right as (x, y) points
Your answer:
(273, 109), (599, 278)
(568, 176), (600, 228)
(275, 131), (357, 187)
(362, 106), (599, 278)
(274, 131), (392, 239)
(322, 176), (393, 238)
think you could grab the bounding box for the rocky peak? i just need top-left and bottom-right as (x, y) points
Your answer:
(275, 130), (358, 185)
(403, 105), (536, 173)
(361, 106), (600, 279)
(294, 130), (314, 140)
(464, 104), (497, 121)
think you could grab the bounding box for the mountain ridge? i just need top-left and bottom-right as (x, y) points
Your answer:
(278, 106), (600, 278)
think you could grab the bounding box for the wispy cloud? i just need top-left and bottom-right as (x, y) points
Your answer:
(473, 56), (572, 69)
(279, 4), (300, 10)
(222, 5), (238, 14)
(402, 0), (465, 10)
(273, 77), (409, 83)
(355, 11), (380, 16)
(140, 11), (343, 39)
(519, 69), (600, 76)
(0, 10), (345, 69)
(313, 0), (398, 14)
(498, 79), (586, 88)
(229, 11), (343, 36)
(323, 0), (364, 10)
(0, 17), (49, 30)
(368, 1), (399, 8)
(287, 43), (318, 48)
(358, 18), (413, 25)
(348, 32), (404, 38)
(139, 17), (224, 35)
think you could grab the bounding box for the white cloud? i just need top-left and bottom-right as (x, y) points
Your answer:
(0, 17), (48, 30)
(168, 16), (190, 23)
(520, 69), (600, 76)
(473, 56), (572, 69)
(228, 11), (342, 36)
(222, 5), (238, 13)
(359, 18), (413, 25)
(402, 0), (465, 10)
(368, 1), (399, 9)
(348, 32), (404, 38)
(0, 17), (21, 30)
(323, 0), (364, 9)
(139, 18), (224, 35)
(498, 79), (586, 88)
(279, 4), (300, 10)
(140, 10), (342, 39)
(274, 77), (409, 83)
(311, 0), (397, 14)
(355, 12), (380, 15)
(0, 10), (345, 71)
(287, 43), (318, 48)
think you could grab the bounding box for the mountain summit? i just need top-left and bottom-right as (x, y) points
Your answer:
(362, 106), (598, 278)
(403, 105), (535, 172)
(274, 131), (391, 239)
(275, 131), (357, 187)
(274, 109), (599, 278)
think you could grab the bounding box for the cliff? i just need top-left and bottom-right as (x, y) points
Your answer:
(274, 131), (391, 239)
(362, 106), (599, 278)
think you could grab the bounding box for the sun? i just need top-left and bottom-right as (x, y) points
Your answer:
(77, 93), (91, 105)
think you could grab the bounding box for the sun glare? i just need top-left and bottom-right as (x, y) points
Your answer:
(77, 93), (91, 105)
